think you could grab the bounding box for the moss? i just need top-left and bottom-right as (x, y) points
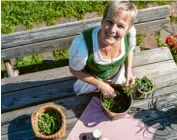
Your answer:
(155, 32), (166, 48)
(170, 15), (177, 24)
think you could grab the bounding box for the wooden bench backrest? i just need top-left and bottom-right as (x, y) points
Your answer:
(1, 5), (171, 60)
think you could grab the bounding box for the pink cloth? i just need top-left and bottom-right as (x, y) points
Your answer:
(66, 97), (155, 140)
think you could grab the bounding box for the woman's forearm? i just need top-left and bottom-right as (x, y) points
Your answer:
(125, 49), (133, 72)
(69, 67), (102, 88)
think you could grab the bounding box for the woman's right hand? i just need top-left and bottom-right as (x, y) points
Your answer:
(97, 82), (116, 98)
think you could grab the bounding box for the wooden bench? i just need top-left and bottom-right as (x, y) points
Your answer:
(1, 5), (177, 140)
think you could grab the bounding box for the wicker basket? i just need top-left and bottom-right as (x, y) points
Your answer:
(31, 103), (66, 139)
(136, 84), (155, 99)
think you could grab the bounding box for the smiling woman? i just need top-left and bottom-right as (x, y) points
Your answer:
(69, 1), (138, 98)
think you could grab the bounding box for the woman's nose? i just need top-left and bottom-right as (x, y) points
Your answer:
(109, 24), (117, 34)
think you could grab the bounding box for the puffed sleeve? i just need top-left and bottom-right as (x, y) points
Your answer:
(69, 34), (88, 71)
(128, 26), (136, 50)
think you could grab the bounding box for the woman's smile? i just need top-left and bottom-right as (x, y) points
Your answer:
(103, 30), (120, 45)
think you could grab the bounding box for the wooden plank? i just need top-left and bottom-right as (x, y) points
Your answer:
(1, 108), (84, 136)
(1, 36), (74, 60)
(132, 47), (173, 67)
(2, 62), (177, 113)
(2, 84), (177, 125)
(136, 5), (170, 23)
(1, 66), (74, 93)
(151, 114), (177, 140)
(1, 79), (76, 113)
(132, 60), (177, 78)
(2, 90), (177, 139)
(1, 18), (170, 60)
(1, 117), (79, 140)
(2, 88), (177, 134)
(150, 72), (177, 89)
(1, 95), (91, 124)
(2, 95), (91, 136)
(2, 5), (170, 50)
(2, 47), (174, 93)
(135, 18), (170, 34)
(2, 114), (177, 140)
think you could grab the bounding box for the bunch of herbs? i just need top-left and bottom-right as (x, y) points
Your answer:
(38, 110), (62, 135)
(102, 91), (130, 113)
(136, 76), (153, 92)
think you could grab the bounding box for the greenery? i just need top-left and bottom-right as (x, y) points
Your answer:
(170, 15), (177, 24)
(136, 76), (153, 92)
(156, 32), (166, 48)
(1, 1), (108, 34)
(102, 90), (131, 113)
(136, 34), (145, 47)
(16, 54), (42, 68)
(38, 110), (62, 135)
(133, 1), (169, 9)
(2, 1), (172, 34)
(53, 48), (69, 60)
(171, 47), (177, 64)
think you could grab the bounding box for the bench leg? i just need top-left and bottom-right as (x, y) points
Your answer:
(4, 60), (14, 77)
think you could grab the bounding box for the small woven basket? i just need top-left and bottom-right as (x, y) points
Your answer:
(31, 103), (66, 139)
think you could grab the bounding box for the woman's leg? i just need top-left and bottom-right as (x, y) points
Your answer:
(74, 79), (99, 95)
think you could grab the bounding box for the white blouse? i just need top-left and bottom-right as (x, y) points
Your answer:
(69, 26), (136, 71)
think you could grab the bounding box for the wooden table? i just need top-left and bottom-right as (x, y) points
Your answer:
(1, 48), (177, 140)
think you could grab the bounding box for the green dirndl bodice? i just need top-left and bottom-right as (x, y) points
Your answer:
(83, 27), (130, 80)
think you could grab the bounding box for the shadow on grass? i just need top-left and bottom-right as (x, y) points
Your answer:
(17, 59), (69, 75)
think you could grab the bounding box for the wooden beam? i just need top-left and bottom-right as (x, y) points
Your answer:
(4, 60), (14, 77)
(1, 18), (170, 60)
(2, 62), (177, 113)
(1, 89), (177, 139)
(2, 48), (173, 93)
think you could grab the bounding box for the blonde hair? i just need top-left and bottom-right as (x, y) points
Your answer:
(102, 1), (138, 26)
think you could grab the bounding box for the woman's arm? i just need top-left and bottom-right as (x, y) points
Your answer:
(69, 67), (101, 88)
(125, 49), (135, 86)
(69, 67), (116, 98)
(125, 26), (136, 86)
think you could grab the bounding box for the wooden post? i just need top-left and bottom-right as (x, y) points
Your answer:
(4, 60), (14, 77)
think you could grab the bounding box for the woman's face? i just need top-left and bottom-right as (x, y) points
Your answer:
(100, 11), (132, 46)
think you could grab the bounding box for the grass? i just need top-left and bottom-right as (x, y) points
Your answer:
(170, 15), (177, 24)
(155, 32), (166, 48)
(1, 1), (108, 34)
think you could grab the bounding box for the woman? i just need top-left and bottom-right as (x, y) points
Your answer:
(69, 1), (138, 98)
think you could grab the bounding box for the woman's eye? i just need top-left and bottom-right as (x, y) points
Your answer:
(107, 20), (113, 25)
(117, 25), (124, 29)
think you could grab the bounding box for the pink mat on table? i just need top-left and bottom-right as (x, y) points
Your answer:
(66, 97), (155, 140)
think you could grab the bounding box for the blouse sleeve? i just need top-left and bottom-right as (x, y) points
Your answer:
(69, 34), (88, 71)
(128, 26), (136, 51)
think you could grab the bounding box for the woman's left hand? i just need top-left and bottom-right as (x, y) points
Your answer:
(125, 70), (135, 87)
